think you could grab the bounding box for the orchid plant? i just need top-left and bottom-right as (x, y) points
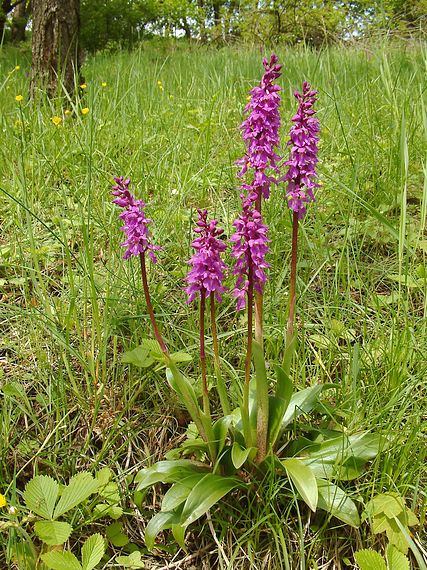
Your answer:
(112, 55), (382, 551)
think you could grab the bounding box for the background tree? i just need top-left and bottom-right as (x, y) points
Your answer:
(11, 0), (30, 43)
(31, 0), (81, 98)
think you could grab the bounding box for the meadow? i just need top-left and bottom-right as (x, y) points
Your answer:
(0, 40), (426, 568)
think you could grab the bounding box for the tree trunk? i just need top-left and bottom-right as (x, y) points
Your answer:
(11, 0), (30, 43)
(31, 0), (80, 98)
(0, 0), (13, 41)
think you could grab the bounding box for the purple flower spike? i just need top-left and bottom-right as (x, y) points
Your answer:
(284, 82), (320, 219)
(237, 54), (282, 203)
(230, 196), (270, 310)
(185, 210), (227, 304)
(112, 176), (160, 262)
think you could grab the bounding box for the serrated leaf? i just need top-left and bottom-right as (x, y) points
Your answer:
(99, 481), (120, 504)
(170, 351), (192, 363)
(53, 473), (100, 518)
(122, 346), (155, 368)
(81, 533), (105, 570)
(317, 480), (360, 528)
(139, 338), (164, 359)
(180, 474), (242, 527)
(34, 520), (73, 546)
(106, 522), (129, 547)
(116, 551), (145, 568)
(386, 544), (410, 570)
(231, 442), (255, 469)
(41, 550), (82, 570)
(23, 475), (59, 519)
(365, 493), (405, 520)
(96, 467), (112, 487)
(145, 511), (180, 551)
(354, 549), (387, 570)
(135, 460), (210, 491)
(283, 458), (318, 511)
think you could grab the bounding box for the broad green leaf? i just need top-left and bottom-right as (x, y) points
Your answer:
(161, 476), (204, 512)
(81, 533), (105, 570)
(170, 351), (193, 363)
(106, 522), (129, 547)
(135, 460), (210, 491)
(23, 475), (59, 519)
(354, 549), (387, 570)
(53, 473), (100, 518)
(268, 365), (293, 447)
(317, 480), (360, 528)
(41, 551), (82, 570)
(281, 385), (323, 429)
(386, 544), (410, 570)
(283, 458), (318, 511)
(115, 551), (145, 568)
(172, 523), (187, 551)
(145, 511), (180, 551)
(181, 474), (242, 527)
(392, 517), (427, 569)
(122, 346), (154, 368)
(231, 442), (256, 469)
(213, 416), (233, 456)
(99, 481), (120, 504)
(34, 520), (72, 546)
(364, 493), (405, 520)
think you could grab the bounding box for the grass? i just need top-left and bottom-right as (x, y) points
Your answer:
(0, 39), (426, 568)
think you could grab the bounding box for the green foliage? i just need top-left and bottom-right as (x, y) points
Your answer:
(355, 544), (411, 570)
(41, 533), (105, 570)
(363, 492), (419, 554)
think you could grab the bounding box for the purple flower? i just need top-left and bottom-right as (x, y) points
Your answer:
(237, 54), (282, 203)
(185, 209), (227, 304)
(230, 196), (270, 310)
(284, 82), (320, 219)
(112, 176), (160, 262)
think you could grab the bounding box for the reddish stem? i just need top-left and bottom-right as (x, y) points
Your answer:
(139, 253), (168, 355)
(286, 212), (299, 346)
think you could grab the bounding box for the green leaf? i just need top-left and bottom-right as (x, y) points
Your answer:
(41, 551), (82, 570)
(172, 523), (187, 551)
(139, 338), (164, 359)
(145, 511), (180, 551)
(23, 475), (59, 519)
(386, 544), (410, 570)
(281, 385), (323, 429)
(135, 460), (210, 491)
(95, 467), (112, 487)
(106, 522), (129, 547)
(34, 520), (73, 546)
(53, 472), (100, 518)
(268, 365), (293, 447)
(252, 341), (269, 455)
(317, 480), (360, 528)
(161, 476), (204, 512)
(115, 551), (146, 568)
(283, 458), (318, 511)
(231, 442), (256, 469)
(354, 549), (387, 570)
(213, 416), (233, 456)
(365, 493), (405, 520)
(99, 481), (120, 504)
(170, 351), (193, 363)
(81, 533), (105, 570)
(180, 474), (242, 527)
(391, 517), (427, 569)
(122, 346), (155, 368)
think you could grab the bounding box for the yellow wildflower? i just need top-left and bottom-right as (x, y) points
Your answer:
(15, 95), (23, 102)
(246, 95), (251, 101)
(0, 494), (6, 508)
(15, 65), (20, 71)
(101, 82), (107, 87)
(157, 80), (163, 91)
(64, 109), (71, 116)
(51, 116), (62, 126)
(80, 83), (87, 89)
(81, 107), (89, 115)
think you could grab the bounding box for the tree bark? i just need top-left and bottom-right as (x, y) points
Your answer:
(31, 0), (80, 98)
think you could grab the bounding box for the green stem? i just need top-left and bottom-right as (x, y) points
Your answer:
(254, 190), (264, 348)
(210, 293), (230, 415)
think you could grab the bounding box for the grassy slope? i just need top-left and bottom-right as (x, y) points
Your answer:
(0, 40), (426, 568)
